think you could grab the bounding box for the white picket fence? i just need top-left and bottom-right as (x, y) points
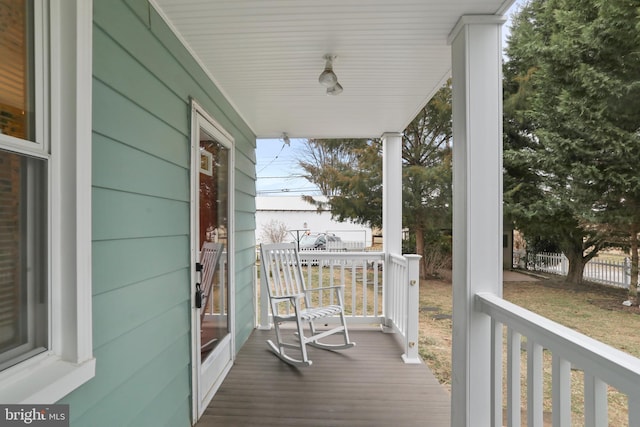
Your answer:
(518, 252), (635, 288)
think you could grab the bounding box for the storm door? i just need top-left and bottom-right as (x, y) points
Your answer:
(190, 102), (234, 419)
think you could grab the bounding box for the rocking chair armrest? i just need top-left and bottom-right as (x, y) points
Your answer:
(270, 294), (305, 303)
(305, 285), (345, 293)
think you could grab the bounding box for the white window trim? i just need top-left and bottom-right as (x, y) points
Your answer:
(0, 0), (95, 403)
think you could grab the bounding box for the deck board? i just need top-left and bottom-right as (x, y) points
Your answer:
(197, 329), (451, 427)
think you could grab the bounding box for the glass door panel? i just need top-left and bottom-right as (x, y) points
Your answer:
(198, 130), (230, 361)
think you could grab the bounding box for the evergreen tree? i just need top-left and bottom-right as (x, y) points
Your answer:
(298, 138), (383, 229)
(299, 82), (453, 278)
(504, 0), (640, 290)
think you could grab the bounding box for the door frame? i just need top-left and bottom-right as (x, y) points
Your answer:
(189, 100), (236, 421)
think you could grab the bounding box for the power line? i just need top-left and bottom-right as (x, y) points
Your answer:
(259, 175), (306, 179)
(257, 142), (287, 174)
(257, 188), (322, 195)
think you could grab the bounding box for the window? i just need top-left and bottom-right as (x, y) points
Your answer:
(0, 0), (48, 373)
(0, 152), (48, 372)
(0, 0), (94, 402)
(0, 0), (35, 142)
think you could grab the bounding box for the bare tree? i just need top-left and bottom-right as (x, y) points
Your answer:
(260, 219), (288, 243)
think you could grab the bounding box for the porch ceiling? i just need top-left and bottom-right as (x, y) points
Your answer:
(152, 0), (513, 139)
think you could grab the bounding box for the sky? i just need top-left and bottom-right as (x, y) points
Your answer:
(255, 137), (318, 196)
(255, 1), (523, 197)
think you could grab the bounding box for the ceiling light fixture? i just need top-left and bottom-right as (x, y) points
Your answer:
(326, 82), (343, 96)
(318, 54), (343, 95)
(318, 55), (338, 87)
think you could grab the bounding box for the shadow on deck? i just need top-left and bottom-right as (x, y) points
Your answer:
(197, 329), (451, 427)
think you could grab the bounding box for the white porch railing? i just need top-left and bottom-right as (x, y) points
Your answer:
(385, 254), (421, 364)
(476, 292), (640, 427)
(300, 251), (385, 322)
(257, 250), (421, 363)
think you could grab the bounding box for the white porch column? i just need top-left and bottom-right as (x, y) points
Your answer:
(449, 15), (505, 427)
(382, 132), (403, 255)
(382, 132), (403, 330)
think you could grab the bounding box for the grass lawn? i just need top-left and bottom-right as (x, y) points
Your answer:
(419, 273), (640, 426)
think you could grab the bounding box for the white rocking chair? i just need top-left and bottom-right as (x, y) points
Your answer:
(260, 242), (355, 367)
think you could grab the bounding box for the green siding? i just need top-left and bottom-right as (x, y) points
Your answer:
(236, 151), (257, 180)
(131, 370), (192, 427)
(237, 194), (256, 212)
(93, 81), (190, 167)
(61, 306), (190, 423)
(235, 263), (258, 346)
(61, 0), (257, 425)
(236, 171), (257, 198)
(93, 27), (189, 134)
(93, 134), (189, 200)
(124, 0), (151, 27)
(71, 334), (191, 426)
(92, 236), (189, 295)
(93, 188), (190, 240)
(236, 212), (257, 233)
(92, 269), (189, 348)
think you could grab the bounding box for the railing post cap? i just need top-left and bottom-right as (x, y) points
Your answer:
(404, 254), (422, 260)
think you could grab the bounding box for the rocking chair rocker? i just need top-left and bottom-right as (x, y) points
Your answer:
(260, 242), (355, 367)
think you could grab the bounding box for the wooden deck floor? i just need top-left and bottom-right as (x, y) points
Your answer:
(197, 329), (451, 427)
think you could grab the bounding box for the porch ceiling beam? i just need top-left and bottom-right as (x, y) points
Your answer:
(450, 15), (506, 427)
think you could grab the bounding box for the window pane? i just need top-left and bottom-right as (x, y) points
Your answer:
(0, 148), (47, 371)
(199, 129), (230, 360)
(0, 0), (35, 141)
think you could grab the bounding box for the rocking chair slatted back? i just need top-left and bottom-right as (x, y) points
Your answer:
(200, 241), (224, 322)
(259, 242), (355, 367)
(261, 242), (305, 300)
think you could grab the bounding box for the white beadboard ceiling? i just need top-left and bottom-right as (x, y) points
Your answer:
(152, 0), (513, 139)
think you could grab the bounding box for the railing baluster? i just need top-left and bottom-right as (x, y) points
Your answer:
(527, 340), (544, 427)
(584, 374), (608, 427)
(374, 259), (380, 316)
(219, 264), (223, 315)
(329, 262), (335, 306)
(491, 319), (503, 427)
(629, 395), (640, 427)
(507, 327), (521, 427)
(391, 261), (397, 328)
(318, 260), (324, 305)
(362, 259), (368, 317)
(259, 265), (270, 329)
(399, 260), (404, 328)
(551, 355), (571, 427)
(352, 262), (357, 315)
(398, 260), (403, 323)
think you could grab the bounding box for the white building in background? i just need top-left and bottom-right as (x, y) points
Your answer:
(256, 196), (373, 248)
